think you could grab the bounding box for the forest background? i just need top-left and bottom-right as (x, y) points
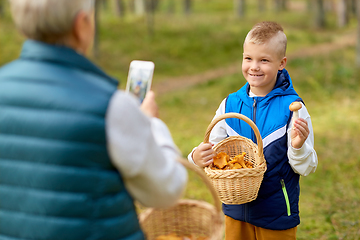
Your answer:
(0, 0), (359, 239)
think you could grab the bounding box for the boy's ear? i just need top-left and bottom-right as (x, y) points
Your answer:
(278, 57), (287, 70)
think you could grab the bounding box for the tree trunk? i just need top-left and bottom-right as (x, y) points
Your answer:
(101, 0), (108, 10)
(113, 0), (125, 17)
(146, 0), (155, 35)
(150, 0), (160, 12)
(0, 0), (4, 17)
(234, 0), (245, 17)
(356, 0), (360, 67)
(129, 0), (135, 13)
(134, 0), (146, 16)
(184, 0), (191, 15)
(337, 0), (351, 27)
(274, 0), (287, 11)
(326, 0), (337, 12)
(314, 0), (326, 28)
(351, 0), (357, 15)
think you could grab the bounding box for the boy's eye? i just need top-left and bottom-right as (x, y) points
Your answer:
(244, 57), (251, 60)
(261, 59), (269, 62)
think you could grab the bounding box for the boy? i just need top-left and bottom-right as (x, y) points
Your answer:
(188, 22), (318, 240)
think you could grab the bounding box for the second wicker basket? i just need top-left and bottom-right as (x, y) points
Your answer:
(139, 158), (224, 240)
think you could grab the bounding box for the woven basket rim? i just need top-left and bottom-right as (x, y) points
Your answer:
(139, 199), (218, 222)
(204, 113), (264, 158)
(139, 199), (224, 240)
(138, 159), (224, 240)
(205, 136), (267, 174)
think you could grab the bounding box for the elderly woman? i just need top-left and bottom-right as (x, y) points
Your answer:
(0, 1), (187, 239)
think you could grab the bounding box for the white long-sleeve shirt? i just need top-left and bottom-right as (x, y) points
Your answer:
(188, 96), (318, 176)
(106, 90), (187, 208)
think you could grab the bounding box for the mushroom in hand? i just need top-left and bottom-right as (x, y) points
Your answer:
(289, 102), (302, 125)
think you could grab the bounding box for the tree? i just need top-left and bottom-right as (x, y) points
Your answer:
(145, 0), (156, 35)
(356, 0), (360, 67)
(113, 0), (125, 17)
(350, 0), (357, 15)
(150, 0), (160, 12)
(313, 0), (326, 28)
(234, 0), (246, 17)
(0, 1), (4, 17)
(337, 0), (351, 27)
(274, 0), (287, 11)
(99, 0), (108, 10)
(184, 0), (191, 15)
(134, 0), (146, 16)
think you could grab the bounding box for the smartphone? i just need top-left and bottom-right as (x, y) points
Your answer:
(125, 60), (155, 103)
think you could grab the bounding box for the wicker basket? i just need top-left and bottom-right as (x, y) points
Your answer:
(203, 113), (267, 205)
(139, 158), (224, 240)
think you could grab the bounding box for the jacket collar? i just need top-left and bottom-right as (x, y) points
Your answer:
(237, 69), (297, 106)
(20, 40), (119, 86)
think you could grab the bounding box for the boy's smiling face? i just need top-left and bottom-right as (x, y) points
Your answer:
(242, 38), (287, 97)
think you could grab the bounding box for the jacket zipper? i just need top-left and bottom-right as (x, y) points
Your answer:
(252, 98), (257, 143)
(242, 98), (258, 222)
(280, 179), (291, 216)
(243, 203), (248, 222)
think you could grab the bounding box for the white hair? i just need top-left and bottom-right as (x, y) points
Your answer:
(10, 0), (94, 43)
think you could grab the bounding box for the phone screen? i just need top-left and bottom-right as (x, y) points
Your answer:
(125, 60), (155, 103)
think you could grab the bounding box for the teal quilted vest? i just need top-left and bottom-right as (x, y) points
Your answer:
(0, 40), (145, 240)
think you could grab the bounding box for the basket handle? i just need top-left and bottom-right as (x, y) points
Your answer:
(177, 158), (222, 214)
(203, 113), (264, 158)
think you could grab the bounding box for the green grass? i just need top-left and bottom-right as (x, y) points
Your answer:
(1, 1), (360, 239)
(291, 48), (360, 239)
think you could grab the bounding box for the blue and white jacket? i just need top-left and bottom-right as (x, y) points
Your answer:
(208, 69), (317, 230)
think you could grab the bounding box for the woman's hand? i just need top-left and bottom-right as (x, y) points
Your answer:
(140, 91), (159, 118)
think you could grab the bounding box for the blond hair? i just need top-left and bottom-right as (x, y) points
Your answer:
(10, 0), (94, 43)
(244, 21), (287, 58)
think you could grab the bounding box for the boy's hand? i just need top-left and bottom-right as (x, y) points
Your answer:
(291, 118), (309, 149)
(192, 142), (215, 168)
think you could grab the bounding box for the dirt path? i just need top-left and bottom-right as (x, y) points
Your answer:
(153, 31), (356, 95)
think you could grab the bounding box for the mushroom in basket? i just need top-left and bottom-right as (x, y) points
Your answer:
(211, 152), (253, 170)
